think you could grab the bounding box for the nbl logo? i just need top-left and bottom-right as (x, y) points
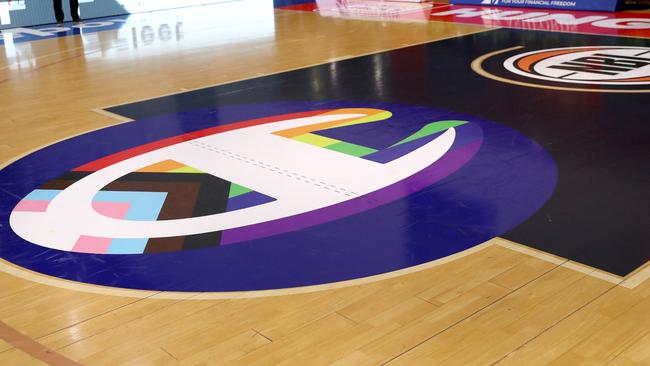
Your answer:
(505, 47), (650, 85)
(473, 46), (650, 92)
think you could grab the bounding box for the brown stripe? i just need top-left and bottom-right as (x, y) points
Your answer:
(145, 235), (185, 253)
(103, 179), (201, 220)
(0, 320), (82, 366)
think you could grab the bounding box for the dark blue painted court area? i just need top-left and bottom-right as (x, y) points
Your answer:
(0, 102), (556, 292)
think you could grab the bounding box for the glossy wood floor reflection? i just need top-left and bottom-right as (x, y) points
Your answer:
(1, 2), (650, 365)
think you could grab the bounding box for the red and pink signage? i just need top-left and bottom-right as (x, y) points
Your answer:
(279, 1), (650, 38)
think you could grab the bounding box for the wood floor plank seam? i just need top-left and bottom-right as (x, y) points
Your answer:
(556, 289), (650, 365)
(604, 330), (650, 366)
(60, 300), (227, 363)
(335, 311), (360, 326)
(255, 306), (347, 343)
(414, 294), (447, 307)
(487, 278), (522, 292)
(36, 294), (160, 349)
(410, 245), (524, 302)
(602, 329), (650, 365)
(0, 320), (81, 366)
(314, 295), (450, 365)
(489, 279), (622, 365)
(159, 346), (181, 362)
(0, 341), (16, 356)
(32, 52), (88, 73)
(495, 239), (626, 286)
(319, 263), (519, 366)
(1, 50), (93, 84)
(44, 297), (189, 353)
(252, 328), (274, 343)
(54, 290), (341, 360)
(0, 45), (86, 72)
(380, 260), (566, 365)
(544, 314), (638, 365)
(384, 262), (612, 365)
(0, 281), (38, 302)
(230, 311), (357, 365)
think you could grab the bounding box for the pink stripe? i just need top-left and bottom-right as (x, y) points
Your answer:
(14, 200), (51, 212)
(92, 201), (131, 219)
(73, 235), (112, 254)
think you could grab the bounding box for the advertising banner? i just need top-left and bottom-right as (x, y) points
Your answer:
(450, 0), (622, 12)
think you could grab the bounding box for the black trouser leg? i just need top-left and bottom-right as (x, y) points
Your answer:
(53, 0), (64, 22)
(69, 0), (80, 21)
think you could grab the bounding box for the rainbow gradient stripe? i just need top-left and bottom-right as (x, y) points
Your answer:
(274, 108), (467, 163)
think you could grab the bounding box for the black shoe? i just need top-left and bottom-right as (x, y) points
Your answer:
(73, 19), (84, 25)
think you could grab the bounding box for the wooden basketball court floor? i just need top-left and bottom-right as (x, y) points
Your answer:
(0, 0), (649, 364)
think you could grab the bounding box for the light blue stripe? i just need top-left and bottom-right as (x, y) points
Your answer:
(93, 191), (167, 221)
(108, 238), (149, 254)
(24, 189), (61, 201)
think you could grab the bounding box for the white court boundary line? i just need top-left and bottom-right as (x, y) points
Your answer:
(494, 238), (650, 289)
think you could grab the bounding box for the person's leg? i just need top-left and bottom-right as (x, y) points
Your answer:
(53, 0), (64, 23)
(69, 0), (80, 22)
